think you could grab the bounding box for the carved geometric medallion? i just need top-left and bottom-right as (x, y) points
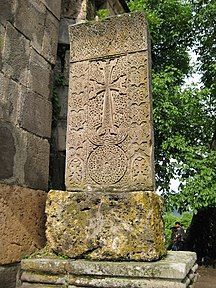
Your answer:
(66, 13), (155, 192)
(88, 145), (127, 185)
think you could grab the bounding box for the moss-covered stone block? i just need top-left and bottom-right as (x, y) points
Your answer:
(46, 190), (166, 261)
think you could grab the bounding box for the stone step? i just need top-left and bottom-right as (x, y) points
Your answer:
(20, 251), (198, 288)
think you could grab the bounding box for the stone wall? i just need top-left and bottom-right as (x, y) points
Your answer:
(49, 0), (129, 190)
(0, 0), (62, 286)
(0, 0), (61, 190)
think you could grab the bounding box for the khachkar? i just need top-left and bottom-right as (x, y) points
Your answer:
(46, 12), (166, 261)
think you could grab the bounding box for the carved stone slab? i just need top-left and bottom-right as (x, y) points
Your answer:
(66, 12), (155, 192)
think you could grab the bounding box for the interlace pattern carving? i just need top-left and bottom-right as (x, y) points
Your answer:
(87, 58), (128, 185)
(66, 52), (154, 191)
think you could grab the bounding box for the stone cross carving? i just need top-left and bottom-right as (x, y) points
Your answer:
(66, 13), (155, 192)
(46, 13), (166, 262)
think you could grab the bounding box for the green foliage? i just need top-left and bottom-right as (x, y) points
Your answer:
(96, 9), (110, 20)
(163, 212), (193, 248)
(55, 73), (66, 87)
(193, 0), (216, 93)
(129, 0), (216, 212)
(51, 73), (65, 127)
(129, 0), (193, 77)
(23, 246), (69, 260)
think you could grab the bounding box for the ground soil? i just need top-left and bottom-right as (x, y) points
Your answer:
(195, 267), (216, 288)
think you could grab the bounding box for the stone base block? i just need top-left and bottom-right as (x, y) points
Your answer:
(46, 190), (166, 261)
(0, 263), (20, 288)
(20, 252), (198, 288)
(0, 183), (47, 264)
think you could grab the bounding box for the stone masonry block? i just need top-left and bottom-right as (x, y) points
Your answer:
(23, 131), (50, 190)
(20, 253), (198, 287)
(0, 125), (16, 181)
(2, 22), (30, 86)
(28, 48), (51, 99)
(46, 190), (166, 261)
(0, 263), (20, 288)
(0, 122), (22, 184)
(61, 0), (86, 19)
(14, 0), (46, 53)
(0, 73), (20, 124)
(19, 88), (52, 138)
(0, 183), (47, 264)
(20, 252), (198, 288)
(0, 0), (16, 27)
(42, 11), (59, 64)
(59, 18), (76, 44)
(42, 0), (62, 20)
(0, 122), (50, 190)
(21, 252), (197, 281)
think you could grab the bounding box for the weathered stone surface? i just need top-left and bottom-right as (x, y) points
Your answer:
(46, 190), (165, 261)
(69, 12), (148, 62)
(66, 14), (154, 192)
(0, 0), (16, 27)
(0, 24), (6, 70)
(24, 132), (50, 190)
(21, 284), (62, 288)
(0, 73), (6, 121)
(2, 22), (30, 85)
(42, 11), (59, 64)
(0, 183), (47, 264)
(0, 263), (20, 288)
(14, 0), (46, 53)
(21, 252), (197, 279)
(57, 121), (67, 151)
(0, 73), (4, 120)
(63, 50), (70, 86)
(20, 252), (198, 287)
(0, 126), (16, 180)
(19, 89), (52, 138)
(59, 18), (76, 44)
(28, 48), (51, 99)
(108, 0), (127, 15)
(0, 124), (50, 190)
(42, 0), (62, 20)
(61, 0), (88, 19)
(0, 74), (20, 123)
(57, 86), (68, 119)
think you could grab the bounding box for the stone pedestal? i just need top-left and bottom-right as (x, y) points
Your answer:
(50, 12), (165, 262)
(20, 252), (198, 288)
(46, 190), (165, 261)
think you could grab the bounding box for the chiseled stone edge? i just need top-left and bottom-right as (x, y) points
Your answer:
(21, 272), (191, 288)
(21, 251), (197, 280)
(69, 12), (149, 62)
